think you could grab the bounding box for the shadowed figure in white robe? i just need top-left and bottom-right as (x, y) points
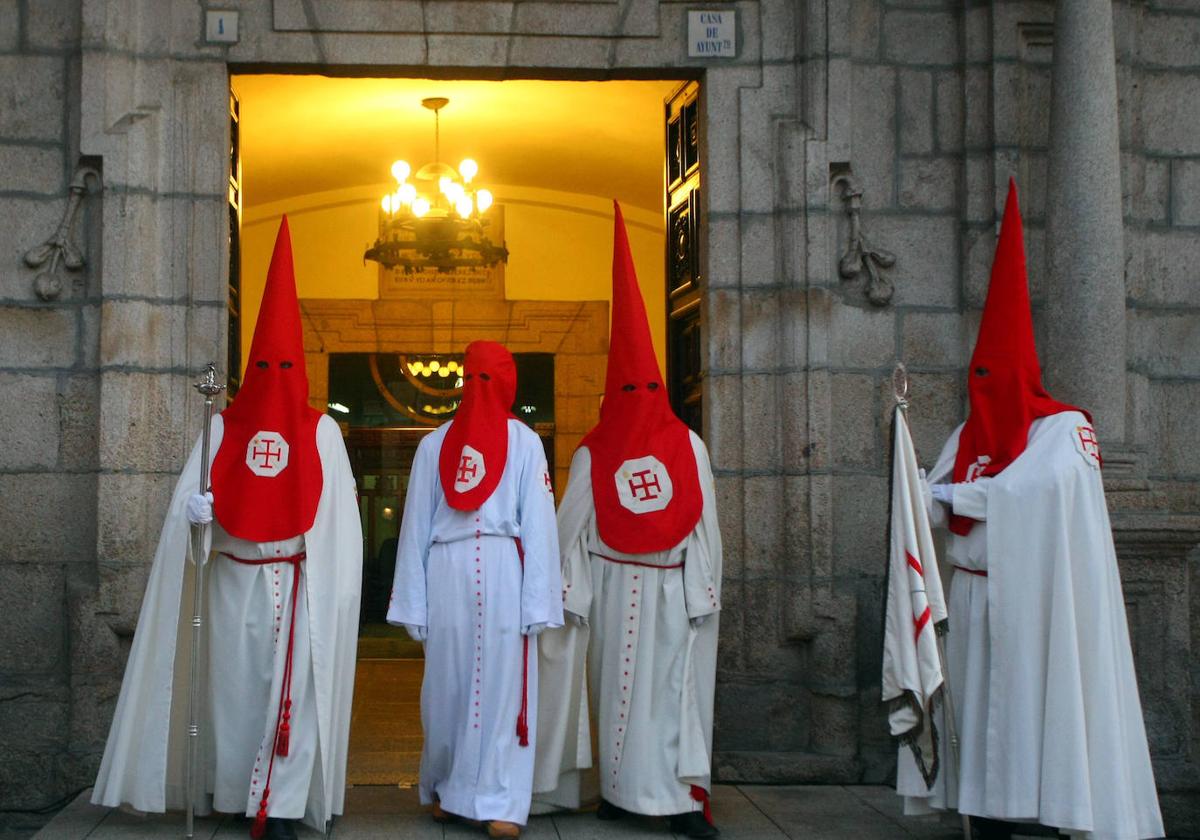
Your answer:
(92, 219), (362, 840)
(389, 341), (562, 839)
(534, 202), (723, 839)
(897, 182), (1162, 840)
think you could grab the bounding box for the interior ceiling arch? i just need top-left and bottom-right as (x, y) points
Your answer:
(232, 75), (683, 212)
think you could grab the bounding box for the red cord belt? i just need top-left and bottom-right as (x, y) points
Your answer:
(513, 538), (530, 748)
(592, 552), (684, 570)
(220, 551), (306, 839)
(953, 564), (988, 577)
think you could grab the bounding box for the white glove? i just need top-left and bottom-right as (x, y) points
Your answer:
(930, 484), (953, 506)
(522, 622), (548, 637)
(565, 611), (589, 628)
(690, 615), (708, 628)
(918, 469), (933, 507)
(403, 624), (427, 642)
(186, 492), (214, 525)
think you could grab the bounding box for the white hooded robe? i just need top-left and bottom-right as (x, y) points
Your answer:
(387, 419), (563, 826)
(899, 411), (1163, 840)
(91, 414), (362, 831)
(533, 432), (722, 818)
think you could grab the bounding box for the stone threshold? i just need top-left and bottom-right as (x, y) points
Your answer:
(31, 784), (1085, 840)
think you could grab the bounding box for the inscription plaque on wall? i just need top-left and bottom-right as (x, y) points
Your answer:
(380, 265), (503, 299)
(687, 10), (736, 58)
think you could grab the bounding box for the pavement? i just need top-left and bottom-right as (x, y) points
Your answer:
(29, 785), (995, 840)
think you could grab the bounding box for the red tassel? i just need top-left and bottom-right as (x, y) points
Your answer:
(276, 721), (290, 757)
(276, 698), (293, 757)
(250, 800), (268, 839)
(515, 542), (531, 748)
(690, 785), (712, 824)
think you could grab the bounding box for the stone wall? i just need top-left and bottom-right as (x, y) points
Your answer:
(0, 0), (1196, 833)
(0, 0), (99, 815)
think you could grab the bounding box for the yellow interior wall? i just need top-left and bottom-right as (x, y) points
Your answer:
(241, 186), (667, 378)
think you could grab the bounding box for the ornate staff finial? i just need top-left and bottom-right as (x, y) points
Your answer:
(194, 363), (226, 398)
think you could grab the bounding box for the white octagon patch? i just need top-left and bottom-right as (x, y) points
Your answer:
(245, 430), (290, 478)
(614, 455), (674, 514)
(454, 444), (486, 492)
(1073, 423), (1101, 469)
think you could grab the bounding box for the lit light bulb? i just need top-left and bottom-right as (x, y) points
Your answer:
(459, 158), (478, 182)
(445, 182), (465, 203)
(438, 366), (451, 378)
(407, 361), (421, 376)
(381, 194), (393, 214)
(412, 197), (431, 217)
(438, 176), (453, 195)
(455, 196), (474, 218)
(476, 189), (493, 212)
(399, 183), (417, 204)
(391, 160), (411, 182)
(430, 360), (441, 372)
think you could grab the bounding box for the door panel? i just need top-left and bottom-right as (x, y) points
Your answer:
(665, 82), (704, 435)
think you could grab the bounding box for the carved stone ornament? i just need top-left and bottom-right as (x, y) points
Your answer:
(833, 172), (896, 306)
(24, 164), (102, 301)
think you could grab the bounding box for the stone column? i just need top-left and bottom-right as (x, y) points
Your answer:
(1043, 0), (1126, 445)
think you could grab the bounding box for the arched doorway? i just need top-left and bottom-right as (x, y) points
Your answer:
(231, 74), (699, 785)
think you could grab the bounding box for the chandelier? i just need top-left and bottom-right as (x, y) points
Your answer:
(364, 97), (509, 274)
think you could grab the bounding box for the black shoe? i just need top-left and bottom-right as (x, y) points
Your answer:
(596, 799), (627, 821)
(669, 811), (719, 838)
(262, 818), (298, 840)
(970, 818), (1014, 840)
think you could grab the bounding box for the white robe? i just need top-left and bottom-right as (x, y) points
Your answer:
(533, 432), (722, 818)
(388, 419), (563, 826)
(92, 414), (363, 831)
(900, 411), (1163, 840)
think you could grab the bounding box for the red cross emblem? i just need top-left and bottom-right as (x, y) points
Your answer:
(965, 455), (991, 483)
(614, 456), (674, 514)
(628, 469), (662, 502)
(252, 439), (283, 469)
(1074, 424), (1102, 468)
(245, 431), (290, 477)
(457, 455), (478, 483)
(453, 444), (486, 491)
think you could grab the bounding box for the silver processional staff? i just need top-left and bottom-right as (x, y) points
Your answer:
(186, 363), (224, 838)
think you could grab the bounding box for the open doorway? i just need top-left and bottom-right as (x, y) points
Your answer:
(230, 74), (697, 787)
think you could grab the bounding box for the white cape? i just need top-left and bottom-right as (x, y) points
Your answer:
(901, 411), (1162, 840)
(92, 414), (362, 831)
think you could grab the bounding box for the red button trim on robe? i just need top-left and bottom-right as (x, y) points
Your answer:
(211, 217), (323, 543)
(229, 549), (305, 839)
(438, 341), (517, 511)
(582, 202), (702, 554)
(950, 180), (1086, 535)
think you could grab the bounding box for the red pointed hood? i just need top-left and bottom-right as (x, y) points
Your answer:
(212, 216), (323, 542)
(950, 179), (1086, 535)
(581, 201), (702, 554)
(439, 340), (517, 510)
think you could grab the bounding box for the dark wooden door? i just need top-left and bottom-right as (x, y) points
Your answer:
(665, 81), (704, 435)
(227, 89), (243, 397)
